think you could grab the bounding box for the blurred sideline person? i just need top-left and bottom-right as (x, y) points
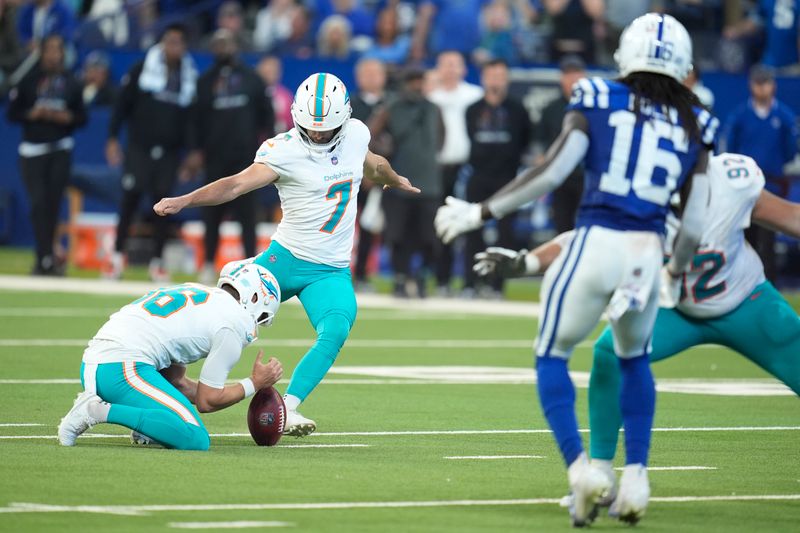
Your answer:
(538, 55), (585, 234)
(473, 153), (800, 510)
(6, 34), (86, 275)
(351, 58), (389, 291)
(80, 50), (117, 107)
(153, 73), (419, 436)
(428, 50), (483, 295)
(725, 64), (798, 283)
(106, 24), (197, 282)
(188, 29), (273, 285)
(463, 59), (532, 297)
(435, 14), (718, 525)
(58, 264), (283, 451)
(370, 67), (443, 298)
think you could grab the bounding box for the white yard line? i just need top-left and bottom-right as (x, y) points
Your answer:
(616, 466), (717, 471)
(0, 339), (537, 349)
(0, 275), (541, 318)
(1, 495), (799, 515)
(169, 521), (293, 529)
(2, 426), (799, 440)
(443, 455), (545, 460)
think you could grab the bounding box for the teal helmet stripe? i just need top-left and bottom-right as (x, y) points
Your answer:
(314, 73), (327, 118)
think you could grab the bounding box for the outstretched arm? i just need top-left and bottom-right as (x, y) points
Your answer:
(473, 232), (572, 279)
(435, 112), (588, 244)
(363, 150), (420, 193)
(752, 190), (800, 238)
(154, 162), (279, 216)
(194, 328), (283, 413)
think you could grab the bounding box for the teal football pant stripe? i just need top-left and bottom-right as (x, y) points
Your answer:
(589, 281), (800, 461)
(255, 241), (357, 402)
(82, 362), (210, 451)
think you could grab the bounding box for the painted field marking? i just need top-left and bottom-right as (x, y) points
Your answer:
(0, 423), (45, 427)
(278, 444), (369, 449)
(169, 521), (293, 529)
(0, 339), (537, 349)
(2, 426), (799, 440)
(616, 466), (717, 471)
(0, 307), (522, 322)
(444, 455), (545, 460)
(1, 495), (799, 515)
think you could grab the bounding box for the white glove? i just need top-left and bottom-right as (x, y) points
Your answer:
(434, 196), (483, 244)
(473, 247), (530, 278)
(659, 266), (683, 308)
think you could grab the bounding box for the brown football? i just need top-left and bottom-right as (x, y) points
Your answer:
(246, 387), (286, 446)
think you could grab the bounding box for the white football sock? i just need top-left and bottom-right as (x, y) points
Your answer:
(87, 400), (110, 422)
(283, 394), (301, 412)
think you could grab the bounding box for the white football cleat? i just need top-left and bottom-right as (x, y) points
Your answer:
(131, 430), (156, 446)
(610, 464), (650, 525)
(283, 409), (316, 437)
(559, 461), (618, 512)
(567, 453), (612, 527)
(57, 391), (106, 446)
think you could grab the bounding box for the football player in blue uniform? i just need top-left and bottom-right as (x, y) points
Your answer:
(435, 13), (718, 526)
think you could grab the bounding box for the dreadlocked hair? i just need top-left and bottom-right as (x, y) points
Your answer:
(618, 72), (704, 143)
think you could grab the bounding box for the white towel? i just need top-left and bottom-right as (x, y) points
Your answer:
(606, 256), (660, 322)
(138, 44), (197, 107)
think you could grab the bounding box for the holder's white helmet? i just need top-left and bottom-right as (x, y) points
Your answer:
(614, 13), (692, 83)
(291, 72), (352, 153)
(217, 262), (281, 328)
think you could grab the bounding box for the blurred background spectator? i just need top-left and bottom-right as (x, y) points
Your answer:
(684, 65), (715, 109)
(428, 50), (483, 295)
(80, 50), (116, 107)
(6, 34), (86, 275)
(412, 0), (488, 62)
(724, 0), (800, 71)
(462, 59), (532, 298)
(17, 0), (76, 51)
(105, 24), (196, 282)
(543, 0), (604, 65)
(273, 5), (314, 58)
(361, 6), (410, 65)
(254, 0), (295, 53)
(256, 55), (293, 133)
(370, 67), (443, 298)
(473, 1), (517, 66)
(316, 14), (353, 60)
(725, 64), (799, 282)
(351, 58), (390, 292)
(190, 29), (272, 285)
(0, 0), (24, 92)
(201, 1), (253, 52)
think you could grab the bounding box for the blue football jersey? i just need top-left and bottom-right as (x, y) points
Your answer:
(567, 77), (718, 234)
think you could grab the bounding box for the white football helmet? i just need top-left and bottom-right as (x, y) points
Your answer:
(217, 262), (281, 328)
(291, 72), (352, 153)
(614, 13), (692, 83)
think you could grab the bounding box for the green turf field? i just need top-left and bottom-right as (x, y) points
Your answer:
(0, 284), (798, 532)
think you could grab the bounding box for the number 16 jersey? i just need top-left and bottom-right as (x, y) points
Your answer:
(568, 77), (719, 234)
(254, 118), (371, 268)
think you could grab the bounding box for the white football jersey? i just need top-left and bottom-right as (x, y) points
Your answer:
(254, 118), (370, 268)
(666, 153), (766, 319)
(82, 284), (256, 375)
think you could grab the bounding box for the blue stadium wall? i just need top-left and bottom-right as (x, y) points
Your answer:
(1, 51), (799, 247)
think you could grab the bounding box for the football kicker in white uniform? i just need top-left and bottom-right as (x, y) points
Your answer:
(154, 72), (419, 437)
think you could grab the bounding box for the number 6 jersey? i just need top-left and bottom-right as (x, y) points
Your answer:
(665, 153), (766, 319)
(254, 118), (371, 268)
(82, 284), (257, 388)
(568, 77), (719, 234)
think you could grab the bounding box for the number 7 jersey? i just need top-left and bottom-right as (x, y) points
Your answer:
(254, 118), (371, 268)
(568, 77), (719, 234)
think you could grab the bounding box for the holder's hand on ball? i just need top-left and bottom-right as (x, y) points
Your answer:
(252, 350), (283, 390)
